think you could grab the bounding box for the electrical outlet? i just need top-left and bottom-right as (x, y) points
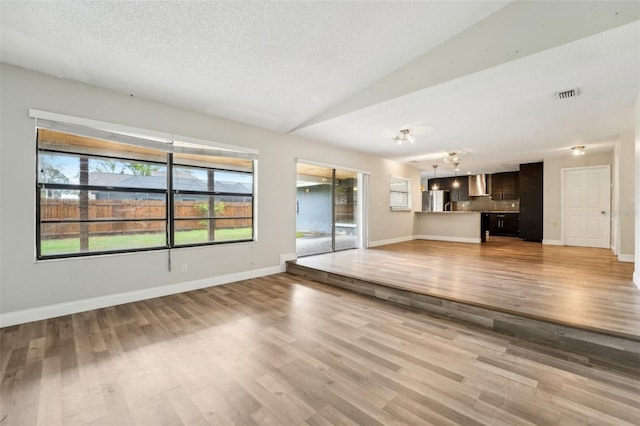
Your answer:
(181, 264), (188, 273)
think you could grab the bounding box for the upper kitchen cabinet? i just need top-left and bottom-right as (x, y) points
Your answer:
(449, 176), (469, 201)
(427, 177), (468, 201)
(427, 177), (449, 191)
(490, 171), (519, 200)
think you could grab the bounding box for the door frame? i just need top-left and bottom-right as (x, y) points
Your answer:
(560, 164), (611, 248)
(295, 159), (370, 255)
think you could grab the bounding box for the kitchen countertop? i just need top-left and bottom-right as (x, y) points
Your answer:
(415, 211), (480, 214)
(416, 210), (519, 214)
(479, 210), (520, 214)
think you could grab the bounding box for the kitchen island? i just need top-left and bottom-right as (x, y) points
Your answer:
(415, 211), (483, 243)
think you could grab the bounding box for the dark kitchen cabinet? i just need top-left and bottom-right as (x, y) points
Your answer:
(449, 176), (468, 201)
(489, 213), (519, 236)
(427, 177), (468, 201)
(427, 177), (449, 191)
(490, 171), (519, 200)
(481, 213), (490, 242)
(519, 162), (543, 242)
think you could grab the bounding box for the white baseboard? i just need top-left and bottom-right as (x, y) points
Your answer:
(634, 271), (640, 290)
(0, 265), (281, 328)
(415, 235), (481, 244)
(368, 235), (414, 247)
(542, 239), (564, 246)
(618, 254), (635, 263)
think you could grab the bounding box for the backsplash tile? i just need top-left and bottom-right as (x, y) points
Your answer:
(453, 196), (519, 212)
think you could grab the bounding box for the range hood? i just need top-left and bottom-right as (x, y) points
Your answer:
(468, 174), (489, 196)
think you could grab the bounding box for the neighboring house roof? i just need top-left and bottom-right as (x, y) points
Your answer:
(88, 172), (251, 193)
(88, 172), (131, 187)
(120, 175), (168, 190)
(214, 181), (252, 194)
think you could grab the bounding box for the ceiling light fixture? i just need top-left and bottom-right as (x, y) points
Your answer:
(571, 145), (586, 156)
(393, 129), (415, 145)
(443, 152), (460, 165)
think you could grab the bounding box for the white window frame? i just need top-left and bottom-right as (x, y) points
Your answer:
(389, 176), (412, 211)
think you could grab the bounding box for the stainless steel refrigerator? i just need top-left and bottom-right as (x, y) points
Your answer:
(422, 190), (450, 212)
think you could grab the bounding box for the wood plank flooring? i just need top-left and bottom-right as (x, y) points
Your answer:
(2, 273), (639, 425)
(291, 238), (640, 340)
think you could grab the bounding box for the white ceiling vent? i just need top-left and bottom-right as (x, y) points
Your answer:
(555, 88), (580, 100)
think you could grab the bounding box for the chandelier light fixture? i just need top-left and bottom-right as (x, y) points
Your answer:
(443, 152), (460, 165)
(393, 129), (415, 145)
(571, 145), (586, 156)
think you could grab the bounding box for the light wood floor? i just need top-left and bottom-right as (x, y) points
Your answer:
(294, 238), (640, 340)
(2, 273), (639, 425)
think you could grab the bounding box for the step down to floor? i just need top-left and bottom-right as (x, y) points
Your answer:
(286, 261), (640, 372)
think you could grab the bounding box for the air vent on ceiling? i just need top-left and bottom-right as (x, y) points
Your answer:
(556, 88), (580, 100)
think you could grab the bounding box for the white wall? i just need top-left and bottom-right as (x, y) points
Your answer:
(613, 134), (636, 261)
(414, 212), (481, 244)
(0, 64), (420, 324)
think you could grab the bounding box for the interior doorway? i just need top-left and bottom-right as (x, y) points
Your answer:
(296, 162), (365, 256)
(562, 165), (610, 248)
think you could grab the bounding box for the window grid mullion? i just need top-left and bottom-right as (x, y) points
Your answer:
(167, 153), (174, 248)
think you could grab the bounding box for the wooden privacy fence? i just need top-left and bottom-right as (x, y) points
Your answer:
(40, 200), (252, 238)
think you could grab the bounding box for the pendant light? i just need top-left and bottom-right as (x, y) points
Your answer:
(431, 165), (439, 190)
(451, 161), (460, 188)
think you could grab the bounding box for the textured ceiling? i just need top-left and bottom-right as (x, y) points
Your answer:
(296, 20), (640, 175)
(1, 1), (639, 177)
(0, 1), (507, 132)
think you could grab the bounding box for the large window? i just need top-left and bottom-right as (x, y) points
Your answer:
(36, 124), (256, 259)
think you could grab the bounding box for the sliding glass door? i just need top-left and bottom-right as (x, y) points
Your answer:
(296, 162), (362, 256)
(334, 169), (358, 251)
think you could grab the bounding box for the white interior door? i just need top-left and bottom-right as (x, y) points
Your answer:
(563, 166), (610, 248)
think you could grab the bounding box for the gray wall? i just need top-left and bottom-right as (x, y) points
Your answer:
(0, 64), (421, 317)
(542, 151), (614, 244)
(2, 63), (636, 317)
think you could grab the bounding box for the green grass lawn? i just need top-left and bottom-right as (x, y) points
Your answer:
(41, 228), (253, 256)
